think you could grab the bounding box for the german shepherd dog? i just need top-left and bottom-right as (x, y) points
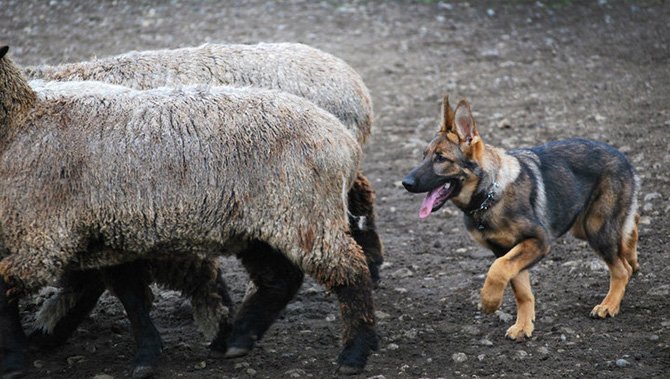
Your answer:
(402, 96), (640, 340)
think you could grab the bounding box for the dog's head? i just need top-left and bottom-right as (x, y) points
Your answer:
(402, 95), (486, 218)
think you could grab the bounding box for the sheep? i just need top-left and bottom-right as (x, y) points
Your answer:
(0, 46), (378, 377)
(25, 42), (384, 348)
(24, 44), (382, 272)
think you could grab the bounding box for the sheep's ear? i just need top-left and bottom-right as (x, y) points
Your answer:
(0, 46), (8, 59)
(453, 99), (479, 145)
(439, 94), (455, 133)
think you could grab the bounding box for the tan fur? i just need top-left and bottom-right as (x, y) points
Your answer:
(407, 95), (640, 341)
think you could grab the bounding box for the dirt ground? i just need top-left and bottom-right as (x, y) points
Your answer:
(2, 0), (670, 378)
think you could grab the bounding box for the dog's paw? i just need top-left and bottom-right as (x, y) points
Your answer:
(590, 302), (620, 318)
(480, 289), (504, 314)
(480, 280), (505, 314)
(505, 322), (534, 341)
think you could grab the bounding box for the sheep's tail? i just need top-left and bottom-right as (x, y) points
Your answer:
(34, 287), (82, 334)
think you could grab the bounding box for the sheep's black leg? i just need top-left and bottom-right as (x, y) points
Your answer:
(103, 263), (162, 379)
(212, 241), (304, 358)
(29, 270), (106, 349)
(348, 172), (384, 286)
(333, 277), (378, 374)
(0, 277), (28, 378)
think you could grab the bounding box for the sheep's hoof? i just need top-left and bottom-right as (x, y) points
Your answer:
(223, 346), (250, 359)
(131, 365), (155, 379)
(337, 364), (363, 375)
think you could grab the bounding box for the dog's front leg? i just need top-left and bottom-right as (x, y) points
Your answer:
(480, 238), (548, 315)
(506, 270), (535, 340)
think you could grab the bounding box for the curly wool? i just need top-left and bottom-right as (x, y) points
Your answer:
(0, 58), (368, 301)
(24, 42), (373, 144)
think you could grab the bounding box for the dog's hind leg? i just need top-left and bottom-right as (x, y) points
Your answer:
(506, 270), (535, 341)
(583, 179), (635, 318)
(591, 257), (630, 318)
(621, 213), (640, 273)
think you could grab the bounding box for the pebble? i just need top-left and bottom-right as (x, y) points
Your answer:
(246, 368), (257, 376)
(496, 310), (514, 323)
(66, 355), (85, 365)
(513, 350), (528, 360)
(479, 338), (493, 346)
(477, 354), (486, 361)
(33, 360), (45, 369)
(497, 118), (512, 129)
(375, 310), (391, 319)
(285, 368), (306, 378)
(194, 361), (206, 369)
(615, 358), (631, 368)
(537, 346), (550, 355)
(387, 343), (400, 350)
(649, 334), (660, 341)
(644, 192), (662, 202)
(462, 325), (480, 335)
(367, 375), (386, 379)
(92, 375), (115, 379)
(452, 352), (468, 363)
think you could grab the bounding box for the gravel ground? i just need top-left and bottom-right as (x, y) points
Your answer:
(2, 1), (669, 378)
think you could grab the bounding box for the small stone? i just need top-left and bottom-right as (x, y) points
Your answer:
(234, 362), (250, 369)
(367, 375), (387, 379)
(497, 118), (512, 129)
(537, 346), (549, 355)
(194, 361), (206, 370)
(391, 268), (414, 278)
(387, 343), (399, 351)
(33, 360), (45, 369)
(246, 368), (257, 375)
(615, 358), (631, 368)
(285, 368), (306, 378)
(649, 334), (660, 341)
(452, 352), (468, 363)
(375, 310), (391, 319)
(644, 192), (662, 202)
(479, 338), (493, 346)
(513, 350), (528, 360)
(66, 355), (85, 365)
(477, 354), (486, 361)
(560, 334), (567, 342)
(486, 8), (495, 17)
(325, 314), (336, 322)
(461, 325), (480, 335)
(496, 310), (514, 323)
(92, 375), (115, 379)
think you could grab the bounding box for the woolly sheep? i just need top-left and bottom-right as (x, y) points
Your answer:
(0, 46), (378, 377)
(25, 44), (382, 275)
(26, 42), (384, 346)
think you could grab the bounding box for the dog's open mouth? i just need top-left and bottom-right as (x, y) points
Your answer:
(419, 179), (459, 219)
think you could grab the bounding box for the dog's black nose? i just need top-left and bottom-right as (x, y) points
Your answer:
(402, 175), (416, 192)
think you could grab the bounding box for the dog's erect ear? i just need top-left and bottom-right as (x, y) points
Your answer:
(0, 46), (8, 60)
(439, 95), (455, 133)
(453, 99), (479, 145)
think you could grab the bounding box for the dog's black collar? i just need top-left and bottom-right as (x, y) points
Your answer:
(466, 182), (500, 231)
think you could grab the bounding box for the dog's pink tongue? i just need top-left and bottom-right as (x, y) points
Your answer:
(419, 187), (442, 219)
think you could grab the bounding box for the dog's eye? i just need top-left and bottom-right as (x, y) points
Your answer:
(434, 154), (448, 163)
